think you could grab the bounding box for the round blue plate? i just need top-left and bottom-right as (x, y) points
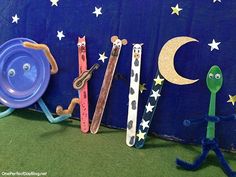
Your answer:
(0, 38), (50, 108)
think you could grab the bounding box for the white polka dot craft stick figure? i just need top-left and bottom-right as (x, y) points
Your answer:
(126, 43), (143, 147)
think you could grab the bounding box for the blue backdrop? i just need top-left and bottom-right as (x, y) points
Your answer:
(1, 0), (236, 150)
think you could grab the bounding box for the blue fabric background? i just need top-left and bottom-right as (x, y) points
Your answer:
(1, 0), (236, 150)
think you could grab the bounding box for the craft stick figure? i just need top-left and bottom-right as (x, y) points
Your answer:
(176, 66), (236, 177)
(126, 43), (143, 146)
(90, 36), (128, 134)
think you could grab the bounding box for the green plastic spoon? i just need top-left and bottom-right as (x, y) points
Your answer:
(206, 65), (223, 140)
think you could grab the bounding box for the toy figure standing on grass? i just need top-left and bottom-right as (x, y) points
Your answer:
(176, 65), (236, 177)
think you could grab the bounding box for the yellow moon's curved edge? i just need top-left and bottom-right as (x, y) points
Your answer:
(158, 36), (199, 85)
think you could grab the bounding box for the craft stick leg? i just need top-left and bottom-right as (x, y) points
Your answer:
(0, 107), (15, 118)
(38, 98), (71, 123)
(90, 36), (128, 134)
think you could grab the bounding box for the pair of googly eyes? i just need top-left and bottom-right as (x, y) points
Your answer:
(8, 63), (31, 77)
(134, 49), (141, 53)
(77, 42), (86, 47)
(209, 73), (221, 79)
(114, 43), (121, 48)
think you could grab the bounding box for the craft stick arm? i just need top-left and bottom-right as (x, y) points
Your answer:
(56, 98), (80, 115)
(23, 42), (58, 74)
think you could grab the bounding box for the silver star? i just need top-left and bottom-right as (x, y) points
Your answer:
(98, 52), (108, 63)
(140, 120), (150, 130)
(150, 89), (161, 100)
(145, 103), (154, 113)
(208, 39), (221, 51)
(51, 0), (59, 6)
(57, 31), (65, 41)
(12, 14), (20, 24)
(92, 7), (102, 17)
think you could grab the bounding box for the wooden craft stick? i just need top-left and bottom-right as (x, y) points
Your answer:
(56, 98), (80, 115)
(126, 43), (143, 147)
(77, 36), (90, 133)
(90, 36), (128, 134)
(23, 42), (58, 74)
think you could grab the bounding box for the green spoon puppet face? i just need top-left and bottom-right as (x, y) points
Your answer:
(206, 65), (223, 94)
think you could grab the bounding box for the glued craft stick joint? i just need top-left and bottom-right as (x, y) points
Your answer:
(23, 42), (58, 74)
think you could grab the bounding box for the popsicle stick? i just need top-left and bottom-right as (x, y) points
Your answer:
(90, 36), (128, 134)
(126, 43), (143, 146)
(135, 71), (164, 148)
(77, 36), (90, 133)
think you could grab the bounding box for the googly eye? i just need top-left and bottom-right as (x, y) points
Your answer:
(77, 43), (81, 47)
(23, 63), (31, 71)
(215, 73), (221, 79)
(82, 42), (86, 46)
(209, 73), (214, 79)
(8, 69), (16, 77)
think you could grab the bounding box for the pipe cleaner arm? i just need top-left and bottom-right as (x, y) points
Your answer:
(218, 114), (236, 122)
(183, 117), (206, 127)
(205, 115), (221, 123)
(23, 42), (58, 75)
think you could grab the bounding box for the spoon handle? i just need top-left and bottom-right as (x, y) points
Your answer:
(206, 92), (216, 140)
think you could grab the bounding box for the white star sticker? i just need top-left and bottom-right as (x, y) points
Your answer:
(50, 0), (59, 6)
(12, 14), (20, 24)
(136, 130), (146, 141)
(93, 7), (102, 17)
(98, 52), (108, 63)
(213, 0), (221, 3)
(140, 120), (150, 130)
(57, 31), (65, 40)
(208, 39), (221, 51)
(150, 89), (161, 100)
(145, 103), (154, 113)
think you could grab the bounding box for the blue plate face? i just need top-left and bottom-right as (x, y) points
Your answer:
(0, 38), (50, 108)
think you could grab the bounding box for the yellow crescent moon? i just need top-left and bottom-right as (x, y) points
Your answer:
(158, 36), (199, 85)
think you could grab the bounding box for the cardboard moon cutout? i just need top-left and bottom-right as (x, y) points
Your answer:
(158, 36), (199, 85)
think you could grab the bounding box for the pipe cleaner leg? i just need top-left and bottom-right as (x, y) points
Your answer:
(213, 146), (236, 177)
(176, 146), (210, 170)
(38, 98), (71, 123)
(56, 98), (80, 115)
(176, 139), (213, 170)
(0, 107), (15, 119)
